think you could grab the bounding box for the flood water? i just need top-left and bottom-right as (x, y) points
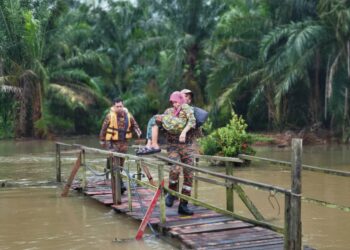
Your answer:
(0, 137), (349, 249)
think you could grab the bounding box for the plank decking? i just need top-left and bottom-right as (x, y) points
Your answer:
(74, 180), (284, 249)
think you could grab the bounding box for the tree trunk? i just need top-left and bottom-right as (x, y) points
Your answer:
(310, 50), (321, 124)
(183, 44), (204, 106)
(16, 70), (42, 138)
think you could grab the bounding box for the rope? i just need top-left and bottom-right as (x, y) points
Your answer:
(123, 161), (158, 236)
(85, 164), (110, 177)
(267, 190), (280, 216)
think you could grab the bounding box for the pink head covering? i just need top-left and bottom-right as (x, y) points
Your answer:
(169, 91), (186, 105)
(169, 91), (185, 116)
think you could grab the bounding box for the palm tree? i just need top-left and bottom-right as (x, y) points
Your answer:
(206, 0), (320, 129)
(0, 0), (110, 136)
(148, 0), (229, 106)
(259, 0), (350, 132)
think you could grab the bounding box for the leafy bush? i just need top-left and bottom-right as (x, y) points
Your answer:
(199, 112), (255, 157)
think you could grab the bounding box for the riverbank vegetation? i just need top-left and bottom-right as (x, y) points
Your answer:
(1, 0), (350, 143)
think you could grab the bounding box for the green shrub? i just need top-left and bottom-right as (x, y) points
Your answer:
(199, 112), (255, 157)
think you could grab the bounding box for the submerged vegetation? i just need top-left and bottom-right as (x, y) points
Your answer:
(1, 0), (350, 142)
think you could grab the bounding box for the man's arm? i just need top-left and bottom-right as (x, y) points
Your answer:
(99, 114), (110, 147)
(130, 115), (142, 138)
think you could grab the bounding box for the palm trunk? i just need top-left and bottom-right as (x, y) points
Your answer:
(16, 70), (42, 137)
(310, 50), (321, 124)
(184, 44), (204, 106)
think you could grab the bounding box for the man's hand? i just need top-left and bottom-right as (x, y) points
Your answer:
(179, 131), (187, 143)
(155, 115), (163, 122)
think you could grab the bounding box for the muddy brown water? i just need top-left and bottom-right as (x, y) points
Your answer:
(0, 137), (349, 249)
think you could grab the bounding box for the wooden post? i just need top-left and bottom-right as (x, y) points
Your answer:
(81, 149), (87, 190)
(105, 157), (110, 180)
(193, 156), (199, 199)
(234, 184), (264, 221)
(61, 152), (81, 197)
(109, 156), (116, 204)
(115, 157), (122, 205)
(290, 138), (302, 250)
(126, 160), (132, 212)
(55, 143), (62, 182)
(225, 162), (234, 212)
(158, 164), (166, 226)
(284, 192), (292, 250)
(110, 156), (122, 205)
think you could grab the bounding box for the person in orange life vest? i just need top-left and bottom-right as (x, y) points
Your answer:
(99, 97), (142, 194)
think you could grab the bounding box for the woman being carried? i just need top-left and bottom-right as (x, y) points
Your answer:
(136, 91), (196, 155)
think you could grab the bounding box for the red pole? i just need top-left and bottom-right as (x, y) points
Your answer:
(135, 180), (164, 240)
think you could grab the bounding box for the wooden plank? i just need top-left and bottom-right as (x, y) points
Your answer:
(61, 153), (81, 197)
(161, 215), (231, 228)
(179, 228), (281, 248)
(197, 238), (284, 250)
(170, 220), (253, 236)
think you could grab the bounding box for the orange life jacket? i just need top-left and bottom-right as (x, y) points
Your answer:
(105, 111), (132, 140)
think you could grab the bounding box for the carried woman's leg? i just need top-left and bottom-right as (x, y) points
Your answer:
(136, 116), (161, 155)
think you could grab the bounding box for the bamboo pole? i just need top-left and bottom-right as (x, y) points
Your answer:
(290, 139), (302, 250)
(155, 155), (290, 194)
(239, 154), (350, 177)
(193, 154), (243, 163)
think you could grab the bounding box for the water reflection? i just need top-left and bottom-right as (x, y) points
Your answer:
(0, 188), (175, 250)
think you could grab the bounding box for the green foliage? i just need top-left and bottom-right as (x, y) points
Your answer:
(199, 112), (255, 157)
(0, 92), (16, 138)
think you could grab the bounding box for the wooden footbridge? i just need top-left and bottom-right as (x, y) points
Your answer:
(56, 140), (307, 249)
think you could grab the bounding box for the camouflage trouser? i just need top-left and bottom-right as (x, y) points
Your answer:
(107, 140), (128, 168)
(167, 143), (195, 201)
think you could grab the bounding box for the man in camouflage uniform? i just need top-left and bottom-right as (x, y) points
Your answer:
(99, 97), (141, 194)
(165, 89), (202, 215)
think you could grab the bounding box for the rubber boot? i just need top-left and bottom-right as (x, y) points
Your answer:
(165, 194), (176, 207)
(178, 201), (193, 215)
(120, 179), (127, 195)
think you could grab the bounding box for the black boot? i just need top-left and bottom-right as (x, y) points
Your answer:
(178, 201), (193, 215)
(165, 194), (176, 207)
(120, 179), (126, 195)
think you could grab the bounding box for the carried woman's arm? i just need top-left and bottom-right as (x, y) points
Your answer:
(179, 104), (196, 143)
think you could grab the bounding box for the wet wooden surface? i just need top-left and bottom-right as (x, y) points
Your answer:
(74, 181), (284, 249)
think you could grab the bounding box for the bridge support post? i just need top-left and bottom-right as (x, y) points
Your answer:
(55, 143), (62, 183)
(110, 156), (122, 205)
(81, 150), (87, 191)
(286, 138), (302, 250)
(226, 162), (234, 212)
(158, 164), (166, 229)
(193, 156), (199, 199)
